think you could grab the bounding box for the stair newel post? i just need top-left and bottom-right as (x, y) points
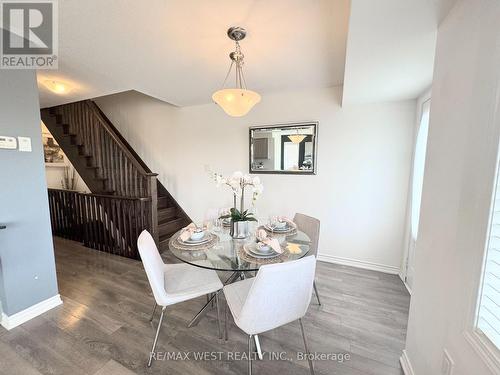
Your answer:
(147, 173), (159, 244)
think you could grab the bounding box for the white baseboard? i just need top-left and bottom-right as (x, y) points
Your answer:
(398, 272), (413, 295)
(317, 253), (400, 275)
(400, 350), (415, 375)
(1, 294), (62, 330)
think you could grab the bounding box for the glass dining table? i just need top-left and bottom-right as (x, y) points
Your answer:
(167, 224), (312, 358)
(168, 225), (312, 272)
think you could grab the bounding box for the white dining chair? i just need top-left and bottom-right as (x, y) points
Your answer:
(223, 256), (317, 375)
(294, 213), (321, 305)
(137, 230), (223, 367)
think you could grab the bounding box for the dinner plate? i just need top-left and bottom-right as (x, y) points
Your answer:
(178, 232), (212, 245)
(265, 224), (291, 232)
(244, 243), (279, 258)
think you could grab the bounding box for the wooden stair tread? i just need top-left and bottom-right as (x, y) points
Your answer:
(157, 196), (171, 209)
(158, 206), (177, 222)
(158, 217), (187, 229)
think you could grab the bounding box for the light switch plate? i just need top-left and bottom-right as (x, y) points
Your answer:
(18, 136), (32, 152)
(0, 136), (17, 149)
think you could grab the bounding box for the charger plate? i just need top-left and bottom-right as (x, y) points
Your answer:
(243, 243), (280, 259)
(169, 231), (219, 251)
(259, 225), (297, 236)
(238, 246), (290, 265)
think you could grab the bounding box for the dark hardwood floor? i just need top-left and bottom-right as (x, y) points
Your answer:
(0, 237), (409, 375)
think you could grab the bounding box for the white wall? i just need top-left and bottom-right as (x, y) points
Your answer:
(0, 70), (60, 318)
(95, 86), (416, 273)
(402, 0), (500, 374)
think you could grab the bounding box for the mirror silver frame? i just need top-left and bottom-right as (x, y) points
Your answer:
(249, 122), (318, 175)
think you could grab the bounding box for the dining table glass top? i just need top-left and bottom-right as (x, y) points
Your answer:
(168, 226), (311, 272)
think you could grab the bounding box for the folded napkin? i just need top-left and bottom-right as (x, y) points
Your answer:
(286, 243), (302, 255)
(180, 223), (198, 242)
(278, 216), (297, 228)
(256, 229), (282, 254)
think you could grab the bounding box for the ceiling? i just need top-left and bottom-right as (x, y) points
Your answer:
(342, 0), (444, 105)
(37, 0), (350, 108)
(37, 0), (455, 108)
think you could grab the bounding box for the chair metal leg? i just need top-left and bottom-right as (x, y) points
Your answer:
(313, 281), (321, 306)
(149, 302), (158, 322)
(299, 318), (315, 375)
(215, 292), (222, 339)
(254, 335), (263, 360)
(248, 334), (253, 375)
(148, 306), (166, 367)
(188, 292), (218, 328)
(224, 297), (229, 341)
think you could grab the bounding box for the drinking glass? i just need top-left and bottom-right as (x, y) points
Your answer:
(213, 217), (222, 233)
(268, 215), (278, 232)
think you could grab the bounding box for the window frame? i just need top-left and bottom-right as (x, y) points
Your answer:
(465, 140), (500, 373)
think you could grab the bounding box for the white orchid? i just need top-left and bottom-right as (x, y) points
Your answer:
(210, 170), (264, 211)
(214, 174), (223, 187)
(252, 183), (264, 194)
(232, 171), (243, 180)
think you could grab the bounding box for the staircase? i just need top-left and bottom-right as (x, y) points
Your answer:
(41, 100), (190, 256)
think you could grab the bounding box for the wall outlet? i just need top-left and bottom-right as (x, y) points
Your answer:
(442, 349), (455, 375)
(18, 136), (32, 152)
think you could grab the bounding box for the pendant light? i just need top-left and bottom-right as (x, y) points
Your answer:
(212, 27), (261, 117)
(288, 134), (307, 144)
(288, 129), (307, 144)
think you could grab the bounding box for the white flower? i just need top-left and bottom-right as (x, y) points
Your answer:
(243, 174), (253, 184)
(232, 171), (243, 180)
(210, 169), (264, 206)
(215, 174), (223, 186)
(229, 179), (240, 191)
(253, 183), (264, 194)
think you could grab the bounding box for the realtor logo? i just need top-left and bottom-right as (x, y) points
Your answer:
(0, 0), (58, 69)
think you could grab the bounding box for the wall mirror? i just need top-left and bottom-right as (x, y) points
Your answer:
(249, 122), (318, 174)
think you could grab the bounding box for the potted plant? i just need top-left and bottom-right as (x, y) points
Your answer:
(221, 208), (257, 239)
(210, 171), (263, 238)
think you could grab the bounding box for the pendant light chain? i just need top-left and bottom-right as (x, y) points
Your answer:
(220, 40), (248, 90)
(220, 60), (234, 90)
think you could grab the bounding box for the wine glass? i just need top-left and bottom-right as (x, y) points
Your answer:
(213, 217), (222, 233)
(268, 215), (278, 232)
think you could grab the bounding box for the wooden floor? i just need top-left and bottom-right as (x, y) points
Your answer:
(0, 237), (409, 375)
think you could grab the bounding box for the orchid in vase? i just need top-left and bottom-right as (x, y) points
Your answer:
(210, 170), (264, 238)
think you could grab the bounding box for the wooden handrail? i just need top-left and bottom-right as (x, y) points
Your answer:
(47, 189), (153, 259)
(52, 100), (157, 199)
(84, 100), (151, 176)
(48, 188), (152, 201)
(89, 101), (154, 174)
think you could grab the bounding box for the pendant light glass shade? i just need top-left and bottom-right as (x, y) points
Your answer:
(288, 134), (307, 144)
(212, 88), (261, 117)
(213, 27), (260, 117)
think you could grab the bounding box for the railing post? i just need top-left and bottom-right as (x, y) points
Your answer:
(147, 174), (159, 244)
